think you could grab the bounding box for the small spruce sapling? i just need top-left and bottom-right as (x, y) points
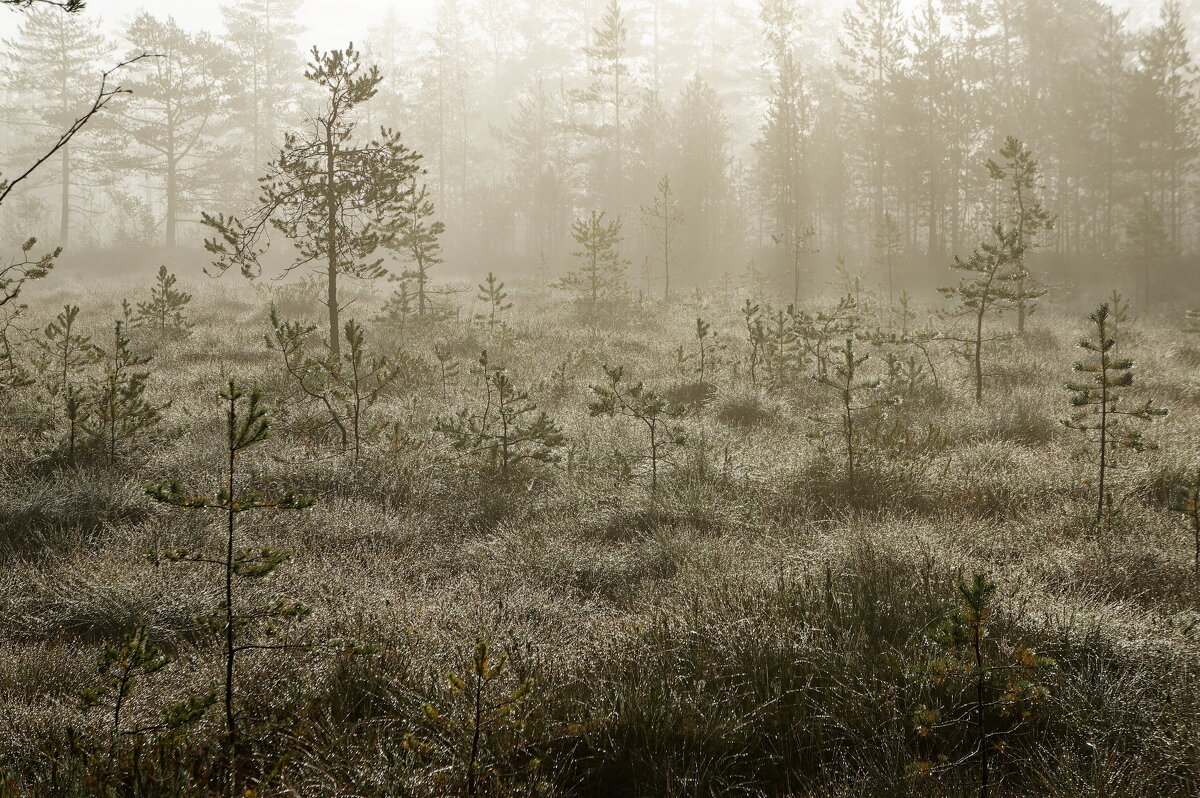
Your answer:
(404, 640), (540, 797)
(913, 573), (1055, 798)
(589, 364), (686, 493)
(378, 277), (415, 334)
(1064, 303), (1167, 528)
(763, 306), (799, 390)
(146, 383), (323, 797)
(435, 351), (565, 476)
(134, 266), (193, 338)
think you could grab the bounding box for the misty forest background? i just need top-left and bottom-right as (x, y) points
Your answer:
(10, 0), (1200, 796)
(3, 0), (1200, 299)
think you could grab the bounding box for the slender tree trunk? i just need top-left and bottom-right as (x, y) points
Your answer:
(225, 433), (239, 798)
(664, 220), (670, 304)
(974, 304), (985, 403)
(844, 388), (854, 482)
(326, 127), (340, 357)
(468, 670), (483, 797)
(166, 138), (177, 248)
(60, 144), (71, 246)
(973, 623), (989, 798)
(1097, 367), (1108, 528)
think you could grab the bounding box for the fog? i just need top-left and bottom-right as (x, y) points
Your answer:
(10, 3), (1200, 795)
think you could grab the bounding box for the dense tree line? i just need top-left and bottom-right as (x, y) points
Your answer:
(2, 0), (1199, 303)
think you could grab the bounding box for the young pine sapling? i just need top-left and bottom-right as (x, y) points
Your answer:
(146, 383), (326, 797)
(812, 337), (897, 482)
(267, 309), (401, 459)
(404, 641), (539, 798)
(475, 272), (513, 330)
(913, 573), (1055, 798)
(640, 174), (684, 303)
(82, 321), (164, 465)
(80, 625), (213, 749)
(559, 211), (629, 309)
(134, 265), (193, 338)
(742, 300), (766, 389)
(435, 351), (565, 476)
(1064, 303), (1167, 528)
(34, 304), (99, 459)
(589, 365), (686, 493)
(434, 343), (460, 405)
(986, 136), (1054, 335)
(939, 225), (1031, 403)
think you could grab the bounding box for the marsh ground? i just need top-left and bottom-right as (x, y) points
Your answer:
(2, 272), (1200, 796)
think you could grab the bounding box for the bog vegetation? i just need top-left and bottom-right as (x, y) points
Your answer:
(5, 0), (1200, 796)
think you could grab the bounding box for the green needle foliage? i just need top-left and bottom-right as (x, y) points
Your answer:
(378, 277), (415, 334)
(790, 294), (860, 380)
(435, 351), (565, 476)
(763, 305), (799, 390)
(691, 317), (720, 386)
(404, 640), (542, 798)
(133, 265), (193, 338)
(0, 237), (57, 310)
(82, 320), (164, 465)
(913, 573), (1056, 798)
(34, 303), (96, 397)
(147, 382), (321, 797)
(589, 364), (686, 493)
(1064, 303), (1167, 528)
(80, 625), (213, 744)
(1107, 290), (1132, 353)
(390, 177), (445, 317)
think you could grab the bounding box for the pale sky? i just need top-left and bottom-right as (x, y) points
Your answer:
(75, 0), (440, 47)
(8, 0), (1167, 55)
